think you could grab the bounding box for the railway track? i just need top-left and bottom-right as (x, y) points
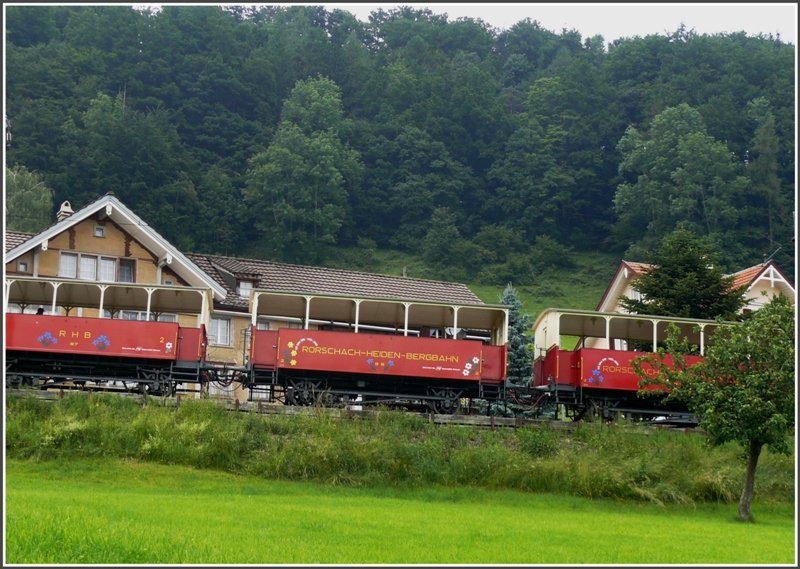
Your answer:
(5, 387), (698, 432)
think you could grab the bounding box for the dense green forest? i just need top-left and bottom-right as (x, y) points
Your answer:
(5, 5), (796, 283)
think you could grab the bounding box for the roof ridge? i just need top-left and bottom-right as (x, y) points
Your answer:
(189, 252), (474, 289)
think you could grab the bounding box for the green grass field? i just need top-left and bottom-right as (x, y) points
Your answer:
(6, 458), (796, 565)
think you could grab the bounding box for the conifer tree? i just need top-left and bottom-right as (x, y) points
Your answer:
(500, 284), (533, 385)
(620, 227), (748, 321)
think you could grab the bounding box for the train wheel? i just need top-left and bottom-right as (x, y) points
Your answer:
(427, 388), (462, 415)
(5, 374), (29, 389)
(317, 389), (344, 408)
(287, 380), (320, 406)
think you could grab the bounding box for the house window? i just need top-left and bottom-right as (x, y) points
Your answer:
(58, 253), (79, 278)
(119, 259), (135, 283)
(59, 253), (138, 283)
(17, 261), (28, 273)
(209, 317), (231, 346)
(111, 310), (177, 322)
(98, 257), (116, 282)
(78, 255), (97, 280)
(237, 280), (254, 299)
(256, 320), (271, 331)
(94, 225), (105, 238)
(121, 310), (145, 321)
(8, 304), (51, 315)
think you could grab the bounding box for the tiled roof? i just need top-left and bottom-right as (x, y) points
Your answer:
(730, 263), (768, 290)
(623, 260), (652, 275)
(187, 253), (484, 311)
(623, 260), (774, 289)
(210, 256), (260, 277)
(5, 230), (35, 253)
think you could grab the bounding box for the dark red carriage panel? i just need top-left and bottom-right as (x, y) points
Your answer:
(5, 313), (179, 361)
(533, 346), (580, 388)
(480, 345), (507, 382)
(250, 329), (279, 368)
(176, 325), (208, 362)
(273, 329), (486, 381)
(578, 348), (704, 392)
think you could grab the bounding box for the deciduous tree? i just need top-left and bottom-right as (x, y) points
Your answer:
(5, 166), (54, 232)
(637, 295), (795, 522)
(244, 76), (362, 264)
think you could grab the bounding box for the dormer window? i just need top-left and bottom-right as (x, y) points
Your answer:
(238, 280), (254, 299)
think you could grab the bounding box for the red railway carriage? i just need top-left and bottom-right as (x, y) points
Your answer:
(530, 308), (726, 422)
(4, 278), (212, 395)
(244, 290), (509, 413)
(5, 313), (208, 394)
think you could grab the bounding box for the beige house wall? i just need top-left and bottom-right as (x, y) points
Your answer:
(7, 215), (198, 321)
(5, 250), (34, 275)
(743, 280), (794, 311)
(6, 216), (161, 282)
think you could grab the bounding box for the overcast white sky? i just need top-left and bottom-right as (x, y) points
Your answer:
(321, 2), (797, 45)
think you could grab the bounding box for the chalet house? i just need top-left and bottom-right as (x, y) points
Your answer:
(596, 259), (796, 315)
(4, 194), (225, 322)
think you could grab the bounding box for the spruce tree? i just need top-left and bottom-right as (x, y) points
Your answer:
(500, 284), (533, 385)
(620, 227), (748, 320)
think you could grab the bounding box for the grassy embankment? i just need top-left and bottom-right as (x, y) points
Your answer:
(7, 393), (794, 502)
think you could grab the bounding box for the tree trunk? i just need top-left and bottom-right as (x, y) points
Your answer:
(738, 439), (763, 522)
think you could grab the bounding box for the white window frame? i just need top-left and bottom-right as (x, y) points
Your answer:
(58, 252), (79, 278)
(120, 310), (145, 321)
(79, 255), (98, 280)
(98, 257), (116, 282)
(119, 259), (136, 283)
(93, 225), (105, 238)
(17, 260), (28, 273)
(59, 252), (137, 284)
(209, 317), (232, 346)
(237, 280), (254, 299)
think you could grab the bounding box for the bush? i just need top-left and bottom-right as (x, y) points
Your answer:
(516, 425), (559, 459)
(530, 235), (575, 271)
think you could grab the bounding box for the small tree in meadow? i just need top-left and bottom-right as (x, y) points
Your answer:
(636, 295), (795, 522)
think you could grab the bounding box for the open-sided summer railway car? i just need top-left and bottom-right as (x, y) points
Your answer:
(5, 276), (210, 395)
(242, 290), (509, 414)
(529, 308), (728, 423)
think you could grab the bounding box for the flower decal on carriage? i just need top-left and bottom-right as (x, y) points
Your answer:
(37, 331), (57, 347)
(462, 355), (481, 376)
